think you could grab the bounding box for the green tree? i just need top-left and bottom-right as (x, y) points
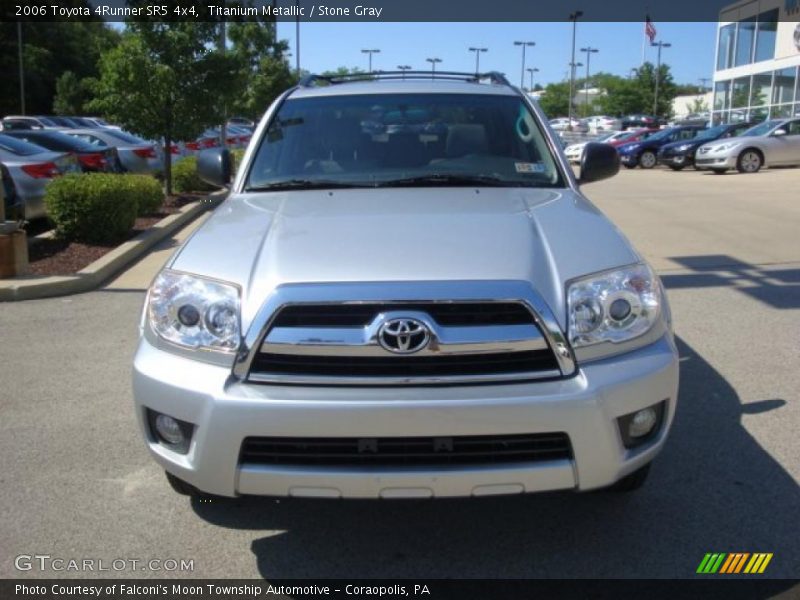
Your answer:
(227, 20), (296, 119)
(53, 71), (97, 115)
(537, 81), (571, 118)
(0, 18), (119, 116)
(632, 62), (677, 118)
(90, 22), (239, 194)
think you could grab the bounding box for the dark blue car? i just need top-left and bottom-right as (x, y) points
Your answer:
(657, 122), (757, 170)
(617, 126), (707, 169)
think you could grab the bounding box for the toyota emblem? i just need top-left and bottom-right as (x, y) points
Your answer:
(378, 318), (430, 354)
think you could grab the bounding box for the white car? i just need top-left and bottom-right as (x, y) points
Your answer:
(695, 118), (800, 174)
(584, 116), (622, 132)
(564, 131), (631, 163)
(549, 117), (586, 132)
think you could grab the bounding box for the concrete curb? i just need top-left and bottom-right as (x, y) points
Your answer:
(0, 192), (225, 302)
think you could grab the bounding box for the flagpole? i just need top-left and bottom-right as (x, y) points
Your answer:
(641, 30), (645, 66)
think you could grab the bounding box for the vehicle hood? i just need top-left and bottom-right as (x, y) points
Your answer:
(698, 134), (760, 150)
(661, 139), (704, 152)
(170, 187), (640, 329)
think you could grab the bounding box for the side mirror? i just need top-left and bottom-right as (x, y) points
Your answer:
(772, 128), (787, 137)
(197, 148), (232, 188)
(578, 142), (620, 185)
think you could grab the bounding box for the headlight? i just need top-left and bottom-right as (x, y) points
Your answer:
(675, 144), (692, 152)
(147, 270), (241, 352)
(620, 143), (640, 153)
(567, 264), (661, 348)
(711, 142), (740, 152)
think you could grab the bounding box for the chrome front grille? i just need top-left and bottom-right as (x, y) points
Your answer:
(246, 297), (565, 385)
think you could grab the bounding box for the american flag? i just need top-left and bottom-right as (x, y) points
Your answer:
(645, 16), (657, 43)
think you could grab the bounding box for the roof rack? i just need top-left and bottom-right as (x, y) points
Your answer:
(298, 71), (512, 88)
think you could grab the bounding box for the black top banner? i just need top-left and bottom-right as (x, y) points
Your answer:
(4, 0), (800, 22)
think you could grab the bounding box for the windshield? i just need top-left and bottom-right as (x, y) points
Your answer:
(245, 93), (563, 190)
(693, 125), (729, 141)
(11, 131), (106, 152)
(643, 128), (672, 142)
(741, 120), (781, 137)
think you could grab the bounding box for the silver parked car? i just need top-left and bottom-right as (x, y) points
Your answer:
(695, 118), (800, 174)
(133, 72), (679, 500)
(0, 134), (79, 220)
(64, 128), (160, 174)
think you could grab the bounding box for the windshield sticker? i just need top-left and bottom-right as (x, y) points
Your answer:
(515, 162), (545, 173)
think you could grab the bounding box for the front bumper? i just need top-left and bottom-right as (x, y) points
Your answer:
(657, 153), (692, 167)
(694, 153), (737, 170)
(619, 153), (640, 166)
(133, 334), (679, 498)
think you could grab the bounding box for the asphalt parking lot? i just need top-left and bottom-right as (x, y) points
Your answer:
(1, 167), (798, 581)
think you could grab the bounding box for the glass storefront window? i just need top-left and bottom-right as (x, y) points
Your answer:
(714, 80), (730, 111)
(748, 107), (768, 123)
(735, 18), (756, 67)
(717, 24), (736, 70)
(731, 77), (751, 109)
(750, 73), (772, 107)
(754, 10), (778, 63)
(771, 105), (793, 119)
(772, 68), (797, 105)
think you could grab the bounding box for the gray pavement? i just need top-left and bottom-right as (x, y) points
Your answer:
(0, 168), (798, 580)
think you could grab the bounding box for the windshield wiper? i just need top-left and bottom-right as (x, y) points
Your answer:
(245, 179), (372, 192)
(373, 174), (516, 188)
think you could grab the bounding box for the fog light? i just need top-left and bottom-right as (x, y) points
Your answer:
(155, 414), (184, 445)
(629, 407), (657, 438)
(146, 409), (194, 454)
(617, 400), (666, 449)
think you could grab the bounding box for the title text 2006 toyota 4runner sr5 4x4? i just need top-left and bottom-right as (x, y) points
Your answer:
(133, 71), (678, 499)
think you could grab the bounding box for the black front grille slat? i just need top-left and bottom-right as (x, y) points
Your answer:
(241, 433), (572, 467)
(250, 350), (558, 378)
(272, 302), (534, 327)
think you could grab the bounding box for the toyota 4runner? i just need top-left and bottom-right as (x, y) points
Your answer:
(133, 71), (679, 499)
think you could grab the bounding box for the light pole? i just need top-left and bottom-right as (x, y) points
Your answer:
(468, 47), (488, 75)
(526, 67), (539, 92)
(361, 48), (380, 73)
(397, 65), (412, 79)
(580, 46), (598, 116)
(651, 40), (671, 117)
(567, 11), (583, 129)
(295, 0), (300, 74)
(17, 22), (25, 114)
(426, 57), (442, 76)
(513, 41), (535, 89)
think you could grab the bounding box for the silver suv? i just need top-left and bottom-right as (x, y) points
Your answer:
(133, 72), (678, 499)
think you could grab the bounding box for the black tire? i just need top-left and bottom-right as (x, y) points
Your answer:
(736, 149), (763, 174)
(622, 162), (637, 169)
(639, 150), (657, 169)
(711, 168), (727, 175)
(608, 464), (651, 492)
(668, 164), (685, 171)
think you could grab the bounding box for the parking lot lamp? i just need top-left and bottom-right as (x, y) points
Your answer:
(567, 11), (583, 129)
(426, 57), (442, 77)
(580, 47), (599, 116)
(361, 48), (381, 73)
(526, 67), (539, 92)
(397, 65), (412, 79)
(513, 41), (535, 88)
(651, 41), (672, 118)
(468, 47), (488, 75)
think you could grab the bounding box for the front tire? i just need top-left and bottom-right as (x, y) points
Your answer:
(737, 149), (763, 173)
(639, 151), (657, 169)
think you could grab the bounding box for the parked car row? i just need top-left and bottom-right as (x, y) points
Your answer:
(1, 114), (256, 220)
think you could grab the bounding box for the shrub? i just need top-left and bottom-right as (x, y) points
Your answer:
(124, 174), (164, 216)
(172, 156), (219, 193)
(45, 173), (140, 244)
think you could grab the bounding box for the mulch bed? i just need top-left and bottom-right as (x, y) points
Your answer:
(26, 193), (205, 277)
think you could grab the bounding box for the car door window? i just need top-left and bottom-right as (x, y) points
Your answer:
(73, 134), (104, 146)
(785, 121), (800, 136)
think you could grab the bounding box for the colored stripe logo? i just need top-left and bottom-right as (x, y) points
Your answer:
(697, 553), (773, 574)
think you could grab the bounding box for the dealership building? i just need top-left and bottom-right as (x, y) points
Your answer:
(713, 0), (800, 124)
